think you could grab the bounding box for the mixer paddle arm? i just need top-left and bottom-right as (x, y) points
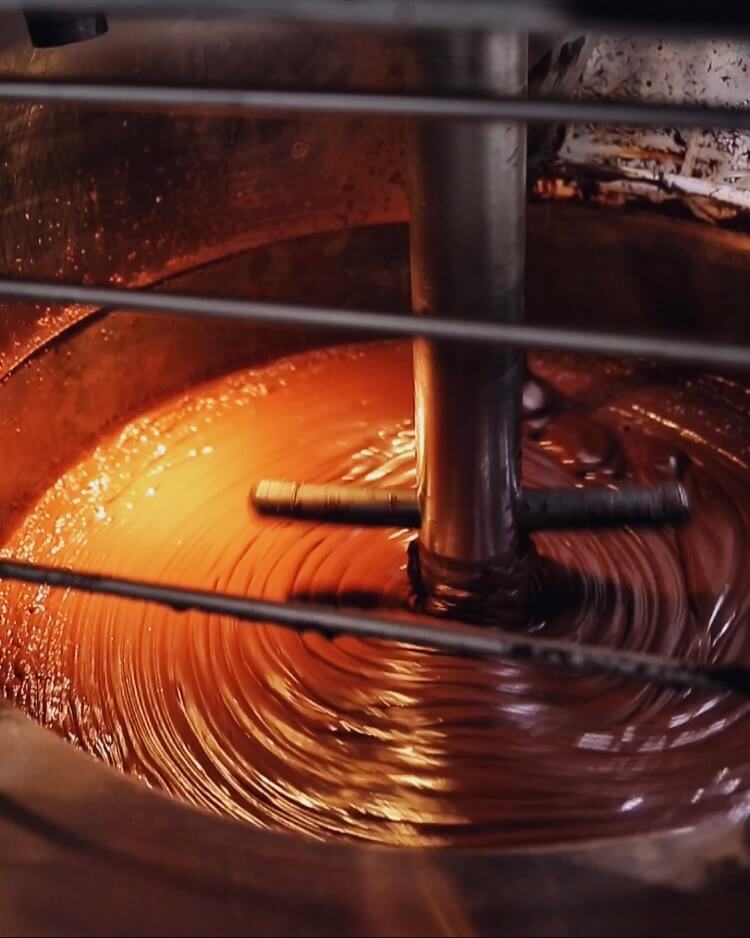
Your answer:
(250, 479), (691, 532)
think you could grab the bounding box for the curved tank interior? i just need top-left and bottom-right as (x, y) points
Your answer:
(0, 12), (749, 936)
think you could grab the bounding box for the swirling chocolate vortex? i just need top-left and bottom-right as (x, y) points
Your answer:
(1, 341), (749, 847)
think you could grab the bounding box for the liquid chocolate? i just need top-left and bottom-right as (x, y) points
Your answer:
(1, 341), (749, 847)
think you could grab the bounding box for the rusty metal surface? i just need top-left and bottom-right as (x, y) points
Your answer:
(549, 37), (750, 223)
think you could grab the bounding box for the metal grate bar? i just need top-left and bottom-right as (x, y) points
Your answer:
(0, 81), (748, 133)
(4, 0), (750, 39)
(0, 277), (748, 369)
(0, 556), (748, 696)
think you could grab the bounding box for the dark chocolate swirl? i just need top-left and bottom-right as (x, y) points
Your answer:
(1, 341), (749, 847)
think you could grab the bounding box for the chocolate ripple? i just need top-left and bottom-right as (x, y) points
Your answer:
(1, 340), (750, 847)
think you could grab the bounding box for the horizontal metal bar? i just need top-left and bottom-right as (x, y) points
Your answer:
(4, 0), (750, 39)
(252, 479), (422, 527)
(251, 480), (692, 531)
(0, 276), (748, 369)
(0, 80), (749, 133)
(0, 557), (748, 695)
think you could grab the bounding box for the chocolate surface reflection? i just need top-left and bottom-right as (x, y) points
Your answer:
(1, 340), (750, 847)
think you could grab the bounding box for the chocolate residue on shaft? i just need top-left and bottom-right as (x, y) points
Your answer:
(1, 341), (750, 848)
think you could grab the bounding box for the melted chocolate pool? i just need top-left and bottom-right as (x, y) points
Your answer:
(1, 340), (749, 847)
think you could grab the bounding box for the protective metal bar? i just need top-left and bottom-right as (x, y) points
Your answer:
(0, 556), (747, 695)
(0, 81), (749, 132)
(250, 480), (692, 531)
(0, 276), (748, 369)
(4, 0), (750, 40)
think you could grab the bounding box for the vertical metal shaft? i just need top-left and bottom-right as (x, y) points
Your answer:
(408, 31), (531, 624)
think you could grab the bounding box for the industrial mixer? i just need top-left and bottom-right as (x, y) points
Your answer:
(0, 2), (749, 935)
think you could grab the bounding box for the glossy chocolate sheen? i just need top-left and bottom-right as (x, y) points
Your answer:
(1, 340), (749, 848)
